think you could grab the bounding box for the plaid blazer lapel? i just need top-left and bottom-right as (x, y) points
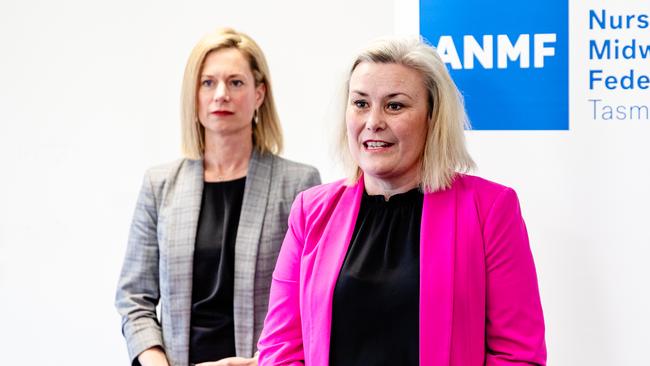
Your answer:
(233, 149), (272, 357)
(165, 159), (203, 366)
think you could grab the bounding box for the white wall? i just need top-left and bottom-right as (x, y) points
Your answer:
(1, 0), (649, 365)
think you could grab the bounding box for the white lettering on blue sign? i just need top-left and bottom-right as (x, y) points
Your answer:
(436, 34), (557, 69)
(497, 34), (530, 69)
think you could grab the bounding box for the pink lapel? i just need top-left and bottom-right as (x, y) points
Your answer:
(420, 186), (457, 365)
(307, 178), (365, 365)
(307, 178), (456, 365)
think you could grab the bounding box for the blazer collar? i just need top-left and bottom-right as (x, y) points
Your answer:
(420, 185), (457, 365)
(307, 176), (364, 365)
(166, 158), (203, 361)
(233, 148), (273, 356)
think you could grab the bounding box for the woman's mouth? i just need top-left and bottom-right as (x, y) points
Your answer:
(363, 140), (394, 150)
(211, 110), (234, 116)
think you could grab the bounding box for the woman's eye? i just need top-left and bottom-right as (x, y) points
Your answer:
(231, 79), (244, 87)
(353, 100), (368, 108)
(386, 102), (403, 111)
(201, 79), (213, 87)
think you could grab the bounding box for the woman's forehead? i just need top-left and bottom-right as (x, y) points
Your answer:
(349, 62), (426, 98)
(201, 48), (253, 77)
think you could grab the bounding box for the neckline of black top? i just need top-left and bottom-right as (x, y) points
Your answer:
(203, 176), (247, 185)
(362, 187), (423, 206)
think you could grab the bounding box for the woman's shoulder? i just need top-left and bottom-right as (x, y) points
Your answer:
(451, 173), (521, 217)
(260, 154), (321, 197)
(142, 158), (201, 186)
(283, 179), (350, 234)
(294, 179), (350, 211)
(453, 174), (512, 195)
(269, 154), (319, 177)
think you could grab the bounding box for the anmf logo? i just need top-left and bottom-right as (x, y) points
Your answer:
(420, 0), (569, 130)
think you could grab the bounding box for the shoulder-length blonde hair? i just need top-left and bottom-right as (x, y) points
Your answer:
(339, 36), (475, 192)
(180, 28), (283, 159)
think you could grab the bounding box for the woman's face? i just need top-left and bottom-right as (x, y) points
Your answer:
(346, 62), (429, 189)
(197, 48), (265, 138)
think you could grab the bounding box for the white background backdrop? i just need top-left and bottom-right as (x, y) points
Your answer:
(1, 0), (648, 365)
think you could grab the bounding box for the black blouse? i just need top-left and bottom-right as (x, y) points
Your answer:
(330, 188), (423, 366)
(189, 177), (246, 364)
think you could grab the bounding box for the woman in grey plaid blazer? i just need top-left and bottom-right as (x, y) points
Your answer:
(115, 28), (320, 366)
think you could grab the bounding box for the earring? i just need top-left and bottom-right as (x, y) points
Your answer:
(254, 109), (259, 125)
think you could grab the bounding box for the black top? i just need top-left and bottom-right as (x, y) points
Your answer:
(330, 188), (423, 366)
(189, 177), (246, 364)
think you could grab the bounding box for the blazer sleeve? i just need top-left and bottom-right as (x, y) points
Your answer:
(483, 188), (547, 365)
(258, 192), (307, 365)
(115, 171), (165, 365)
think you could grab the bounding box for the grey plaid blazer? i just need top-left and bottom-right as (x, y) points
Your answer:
(115, 150), (320, 366)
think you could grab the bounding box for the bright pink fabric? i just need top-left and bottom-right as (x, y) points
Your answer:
(258, 175), (546, 365)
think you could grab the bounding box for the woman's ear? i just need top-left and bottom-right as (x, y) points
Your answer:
(255, 83), (266, 109)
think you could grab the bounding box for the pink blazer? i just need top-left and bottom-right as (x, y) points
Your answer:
(258, 175), (546, 365)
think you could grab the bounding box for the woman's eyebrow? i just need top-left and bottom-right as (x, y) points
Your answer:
(386, 92), (412, 100)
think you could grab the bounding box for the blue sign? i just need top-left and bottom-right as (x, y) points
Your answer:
(420, 0), (569, 130)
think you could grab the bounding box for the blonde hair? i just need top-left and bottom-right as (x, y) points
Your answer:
(180, 28), (283, 158)
(339, 36), (475, 192)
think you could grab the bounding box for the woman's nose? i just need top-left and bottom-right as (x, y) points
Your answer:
(213, 82), (230, 102)
(365, 106), (386, 131)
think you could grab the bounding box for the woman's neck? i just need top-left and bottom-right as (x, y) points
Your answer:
(363, 172), (421, 201)
(203, 131), (253, 182)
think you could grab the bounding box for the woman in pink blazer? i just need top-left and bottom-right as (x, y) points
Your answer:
(258, 36), (546, 365)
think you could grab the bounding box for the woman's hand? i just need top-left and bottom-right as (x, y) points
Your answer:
(137, 346), (170, 366)
(196, 352), (258, 366)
